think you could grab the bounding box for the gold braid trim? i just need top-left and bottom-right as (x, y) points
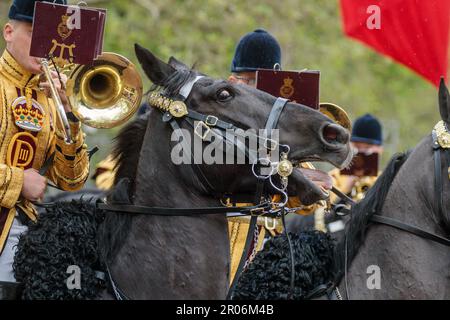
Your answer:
(0, 166), (11, 201)
(148, 91), (188, 118)
(0, 208), (16, 254)
(52, 166), (89, 185)
(1, 167), (24, 209)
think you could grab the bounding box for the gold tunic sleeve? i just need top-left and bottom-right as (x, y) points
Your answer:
(0, 164), (24, 209)
(0, 79), (24, 208)
(46, 120), (90, 191)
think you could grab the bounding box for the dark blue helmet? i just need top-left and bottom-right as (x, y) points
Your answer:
(9, 0), (67, 23)
(231, 29), (281, 72)
(351, 114), (383, 146)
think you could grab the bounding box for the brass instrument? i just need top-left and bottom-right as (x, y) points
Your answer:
(351, 176), (377, 201)
(41, 52), (143, 142)
(320, 102), (352, 131)
(41, 58), (72, 143)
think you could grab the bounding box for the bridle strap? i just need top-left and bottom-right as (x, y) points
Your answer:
(432, 130), (445, 224)
(168, 117), (217, 195)
(179, 75), (204, 99)
(227, 98), (289, 300)
(265, 98), (289, 131)
(371, 214), (450, 247)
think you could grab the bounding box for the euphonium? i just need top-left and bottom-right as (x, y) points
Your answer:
(319, 102), (352, 131)
(41, 52), (143, 142)
(66, 52), (143, 129)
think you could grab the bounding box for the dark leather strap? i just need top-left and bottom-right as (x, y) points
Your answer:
(265, 98), (289, 132)
(187, 110), (235, 131)
(331, 186), (356, 205)
(97, 202), (273, 217)
(444, 149), (450, 226)
(39, 152), (56, 176)
(432, 131), (445, 224)
(371, 214), (450, 247)
(168, 117), (217, 195)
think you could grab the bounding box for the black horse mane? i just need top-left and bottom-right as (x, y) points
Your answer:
(332, 151), (411, 282)
(112, 67), (197, 185)
(98, 67), (198, 264)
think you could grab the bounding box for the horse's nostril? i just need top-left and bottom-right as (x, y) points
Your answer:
(322, 124), (349, 144)
(323, 124), (339, 143)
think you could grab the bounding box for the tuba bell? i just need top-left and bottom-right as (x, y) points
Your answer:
(319, 102), (352, 132)
(66, 52), (143, 129)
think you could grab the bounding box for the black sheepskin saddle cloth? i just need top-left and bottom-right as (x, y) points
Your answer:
(13, 199), (106, 300)
(232, 231), (335, 300)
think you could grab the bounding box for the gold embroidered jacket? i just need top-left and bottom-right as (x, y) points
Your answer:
(0, 50), (90, 253)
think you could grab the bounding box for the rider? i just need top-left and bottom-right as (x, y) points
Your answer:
(0, 0), (90, 283)
(331, 113), (383, 203)
(227, 29), (332, 283)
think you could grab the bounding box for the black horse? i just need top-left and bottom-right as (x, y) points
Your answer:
(12, 44), (353, 300)
(332, 80), (450, 299)
(234, 80), (450, 300)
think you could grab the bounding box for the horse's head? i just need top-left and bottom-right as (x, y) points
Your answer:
(135, 44), (353, 204)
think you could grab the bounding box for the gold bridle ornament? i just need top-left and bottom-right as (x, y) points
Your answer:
(41, 52), (143, 142)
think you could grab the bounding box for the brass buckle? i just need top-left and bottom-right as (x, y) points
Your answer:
(205, 115), (219, 126)
(263, 138), (278, 151)
(264, 217), (277, 231)
(194, 121), (211, 140)
(250, 207), (265, 216)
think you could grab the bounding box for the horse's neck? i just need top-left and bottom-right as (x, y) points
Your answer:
(343, 139), (450, 299)
(381, 140), (441, 230)
(133, 110), (216, 208)
(111, 111), (230, 299)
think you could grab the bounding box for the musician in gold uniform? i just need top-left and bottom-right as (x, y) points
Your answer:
(0, 0), (89, 282)
(330, 114), (383, 203)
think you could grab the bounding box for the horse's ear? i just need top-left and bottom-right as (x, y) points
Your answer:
(168, 56), (189, 71)
(438, 77), (450, 123)
(134, 43), (175, 86)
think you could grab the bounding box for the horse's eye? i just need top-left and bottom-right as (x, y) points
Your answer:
(217, 89), (233, 102)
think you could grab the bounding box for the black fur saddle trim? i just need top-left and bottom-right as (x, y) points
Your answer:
(232, 231), (335, 300)
(13, 200), (104, 300)
(13, 179), (132, 300)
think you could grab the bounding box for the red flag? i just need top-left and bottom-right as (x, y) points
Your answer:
(340, 0), (450, 87)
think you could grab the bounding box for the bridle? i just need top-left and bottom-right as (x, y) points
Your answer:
(99, 75), (294, 217)
(96, 74), (300, 299)
(325, 120), (450, 300)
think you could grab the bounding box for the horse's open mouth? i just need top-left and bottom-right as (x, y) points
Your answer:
(287, 151), (353, 205)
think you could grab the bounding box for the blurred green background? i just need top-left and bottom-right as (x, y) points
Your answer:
(0, 0), (442, 181)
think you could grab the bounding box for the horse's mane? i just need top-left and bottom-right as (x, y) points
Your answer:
(112, 115), (149, 188)
(333, 151), (411, 282)
(98, 67), (198, 264)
